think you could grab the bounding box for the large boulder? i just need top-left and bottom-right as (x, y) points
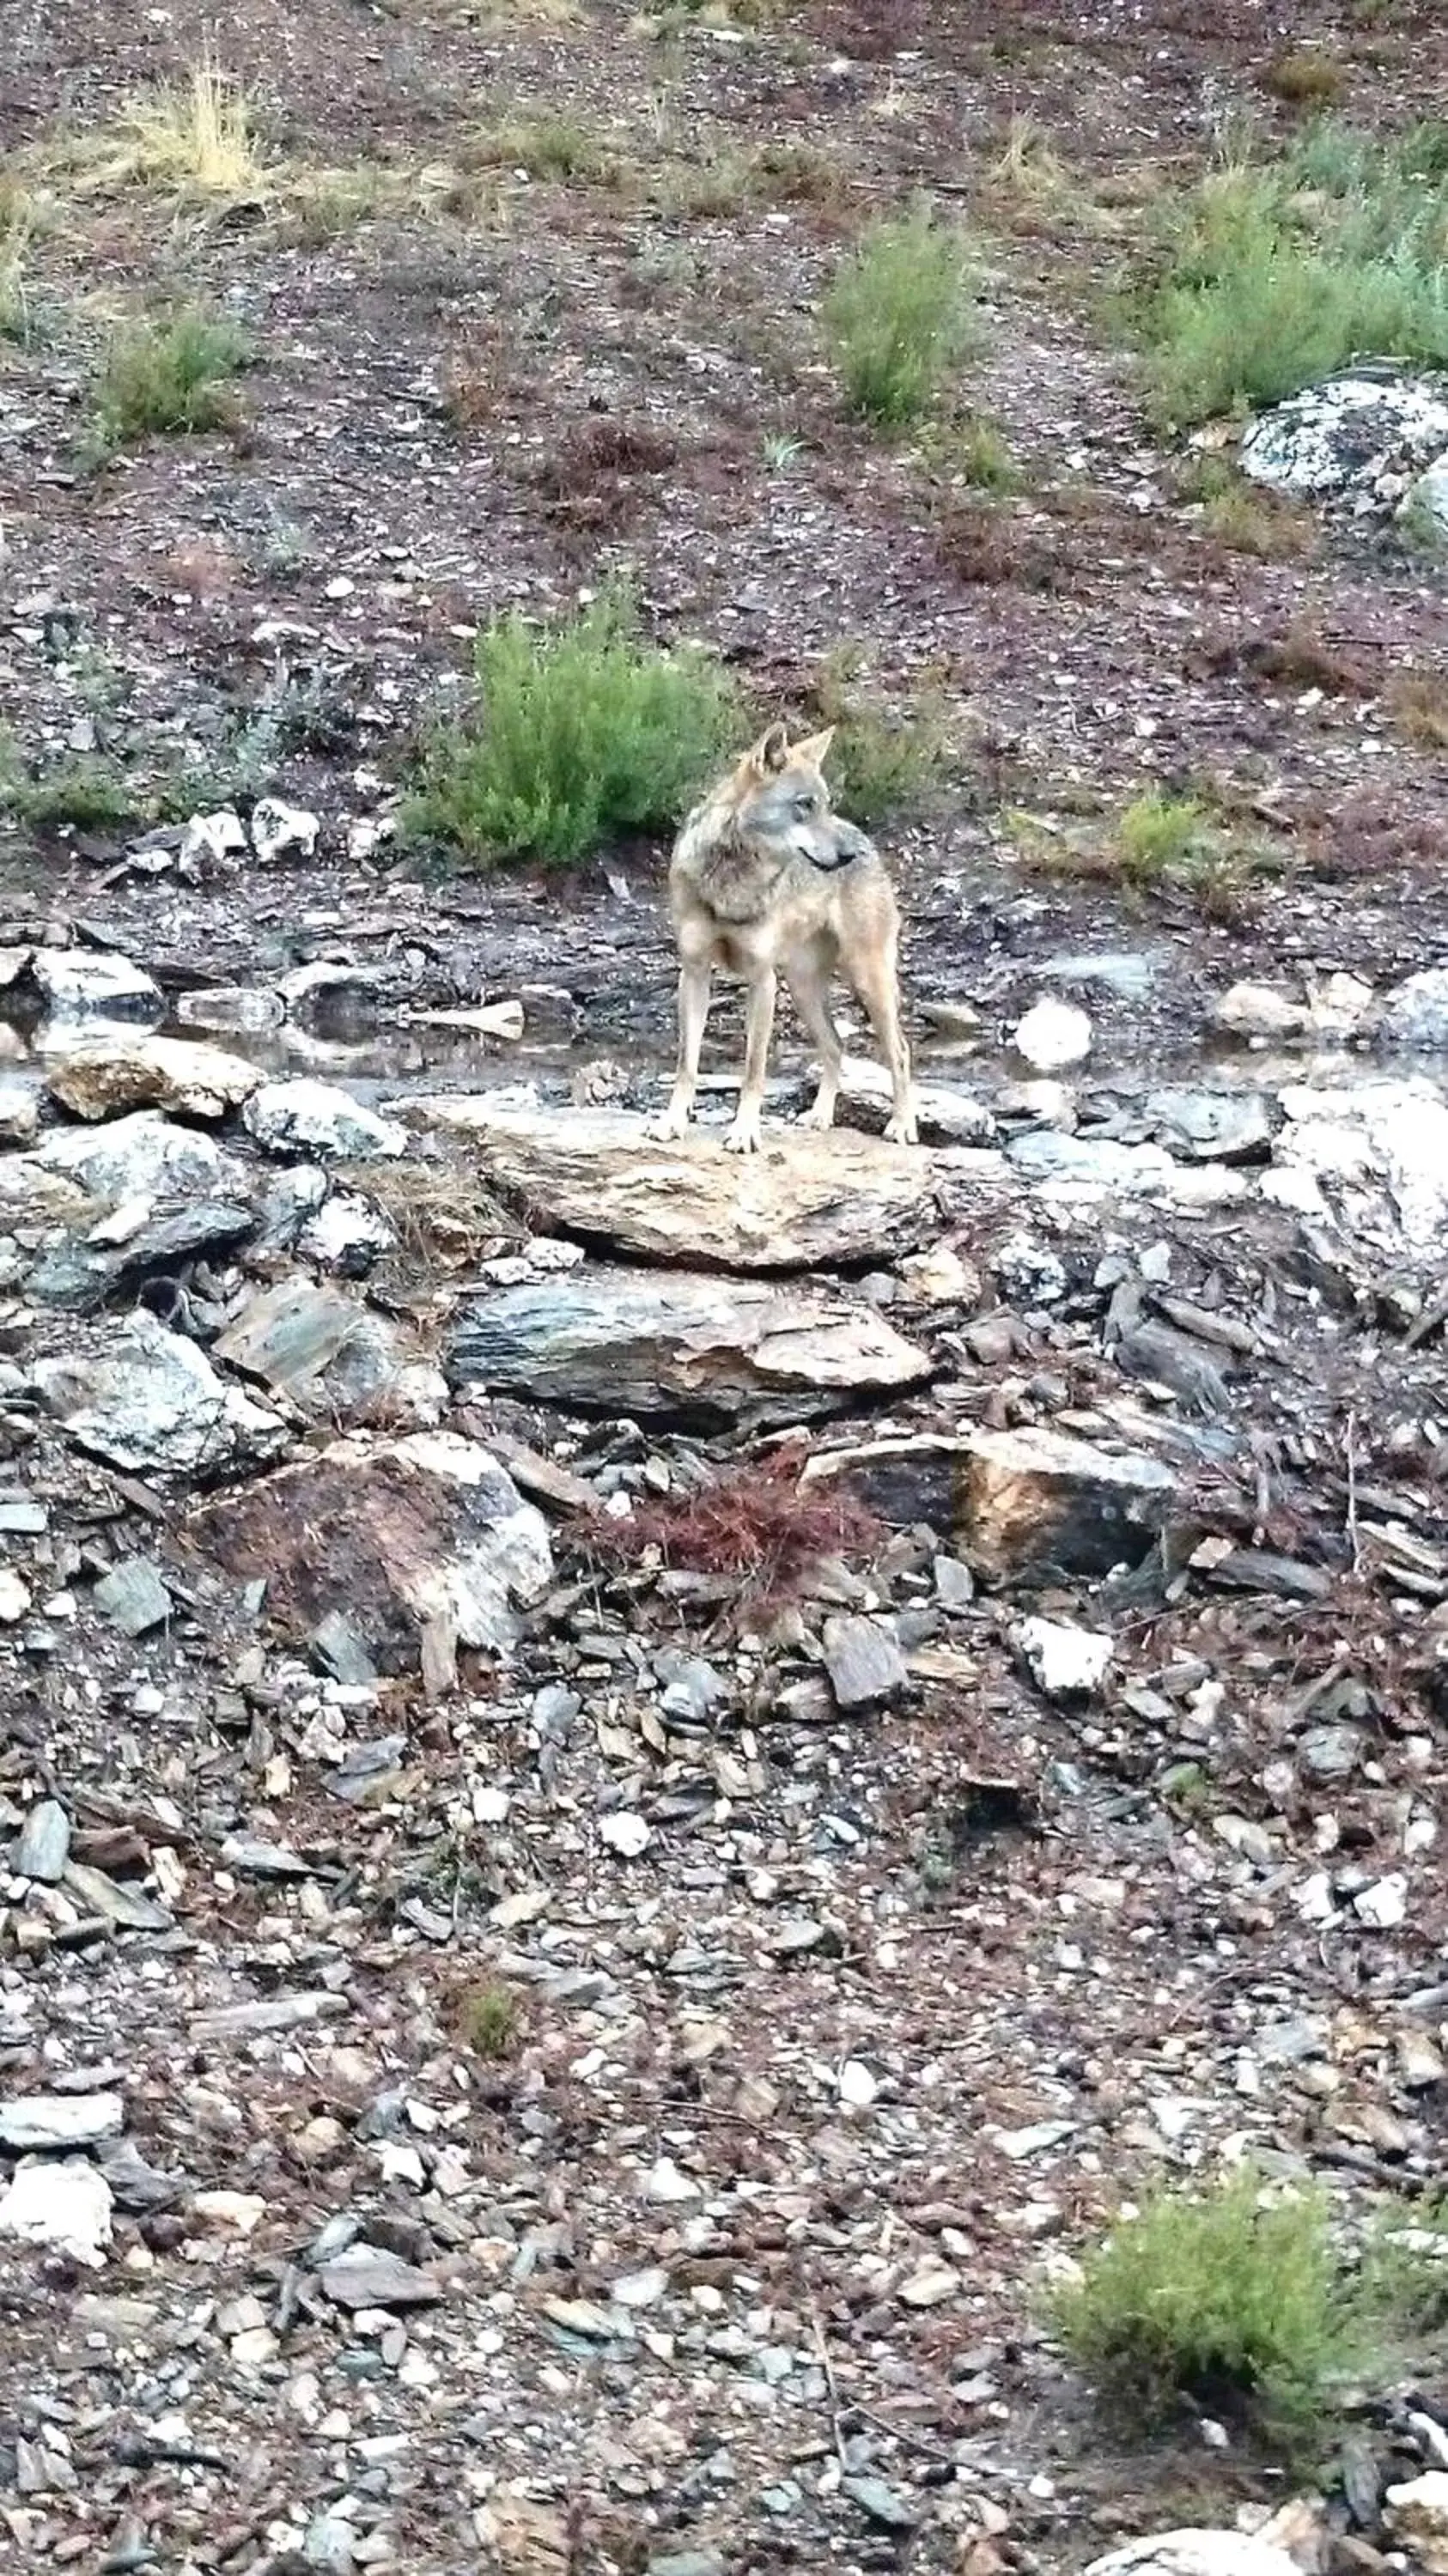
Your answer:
(45, 1035), (263, 1122)
(187, 1431), (553, 1683)
(1239, 363), (1448, 514)
(806, 1425), (1177, 1578)
(447, 1267), (932, 1430)
(33, 1315), (287, 1475)
(399, 1101), (983, 1272)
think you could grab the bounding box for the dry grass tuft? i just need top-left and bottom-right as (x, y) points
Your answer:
(1389, 668), (1448, 750)
(73, 58), (270, 201)
(581, 1448), (883, 1608)
(335, 1157), (520, 1269)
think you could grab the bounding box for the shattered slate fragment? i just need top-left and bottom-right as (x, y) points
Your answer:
(93, 1557), (173, 1637)
(822, 1613), (908, 1711)
(13, 1799), (70, 1883)
(316, 2242), (442, 2311)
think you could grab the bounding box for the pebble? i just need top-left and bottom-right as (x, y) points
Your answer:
(1012, 997), (1092, 1071)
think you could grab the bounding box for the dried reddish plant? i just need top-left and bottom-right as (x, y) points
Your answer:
(581, 1449), (881, 1607)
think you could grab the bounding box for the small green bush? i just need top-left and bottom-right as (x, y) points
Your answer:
(1049, 2165), (1448, 2461)
(1117, 790), (1209, 884)
(406, 586), (741, 867)
(457, 1979), (523, 2060)
(94, 304), (250, 447)
(0, 734), (145, 833)
(823, 201), (979, 428)
(1138, 128), (1448, 423)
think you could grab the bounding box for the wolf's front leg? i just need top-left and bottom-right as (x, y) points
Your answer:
(723, 969), (777, 1153)
(651, 962), (712, 1140)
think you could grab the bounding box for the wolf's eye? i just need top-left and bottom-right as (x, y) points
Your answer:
(792, 792), (818, 817)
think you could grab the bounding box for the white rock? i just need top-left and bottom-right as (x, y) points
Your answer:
(1402, 452), (1448, 536)
(0, 2157), (113, 2266)
(1012, 997), (1092, 1071)
(837, 2058), (879, 2110)
(298, 1191), (396, 1269)
(0, 1569), (31, 1622)
(1381, 965), (1448, 1050)
(1386, 2470), (1448, 2572)
(33, 1315), (287, 1475)
(599, 1811), (652, 1859)
(244, 1079), (407, 1161)
(1354, 1873), (1408, 1929)
(642, 2155), (703, 2205)
(1267, 1078), (1448, 1254)
(251, 797), (320, 863)
(898, 2258), (960, 2307)
(0, 2091), (125, 2149)
(179, 809), (248, 872)
(32, 1108), (244, 1202)
(1083, 2532), (1306, 2576)
(1016, 1615), (1113, 1698)
(1295, 1870), (1336, 1924)
(28, 948), (161, 1023)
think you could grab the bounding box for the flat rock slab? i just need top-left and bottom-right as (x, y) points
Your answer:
(401, 1100), (959, 1270)
(317, 2242), (442, 2312)
(45, 1035), (263, 1122)
(0, 2091), (125, 2150)
(447, 1268), (931, 1429)
(806, 1426), (1177, 1580)
(1084, 2538), (1304, 2576)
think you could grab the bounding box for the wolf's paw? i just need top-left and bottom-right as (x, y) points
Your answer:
(722, 1114), (763, 1155)
(884, 1111), (920, 1146)
(648, 1107), (692, 1144)
(794, 1100), (837, 1133)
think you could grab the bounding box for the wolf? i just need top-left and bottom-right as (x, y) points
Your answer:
(653, 722), (917, 1156)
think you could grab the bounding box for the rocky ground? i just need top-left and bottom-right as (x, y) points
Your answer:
(3, 2), (1448, 2573)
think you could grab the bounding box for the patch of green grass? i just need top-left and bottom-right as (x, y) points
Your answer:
(802, 648), (955, 829)
(1136, 124), (1448, 424)
(0, 733), (147, 834)
(1177, 453), (1315, 558)
(923, 411), (1021, 490)
(1049, 2166), (1448, 2463)
(472, 113), (622, 185)
(456, 1978), (524, 2060)
(405, 584), (742, 868)
(93, 304), (250, 451)
(1117, 789), (1209, 885)
(823, 200), (980, 430)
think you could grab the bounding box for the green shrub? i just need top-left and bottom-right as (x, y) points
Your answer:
(1049, 2165), (1448, 2461)
(406, 586), (741, 867)
(823, 201), (979, 428)
(94, 304), (250, 447)
(0, 735), (145, 833)
(457, 1979), (523, 2060)
(1138, 128), (1448, 423)
(1117, 790), (1209, 884)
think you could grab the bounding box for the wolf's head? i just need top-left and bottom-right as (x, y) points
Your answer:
(715, 723), (852, 872)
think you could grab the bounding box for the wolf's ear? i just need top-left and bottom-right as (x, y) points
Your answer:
(749, 722), (791, 775)
(791, 726), (836, 772)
